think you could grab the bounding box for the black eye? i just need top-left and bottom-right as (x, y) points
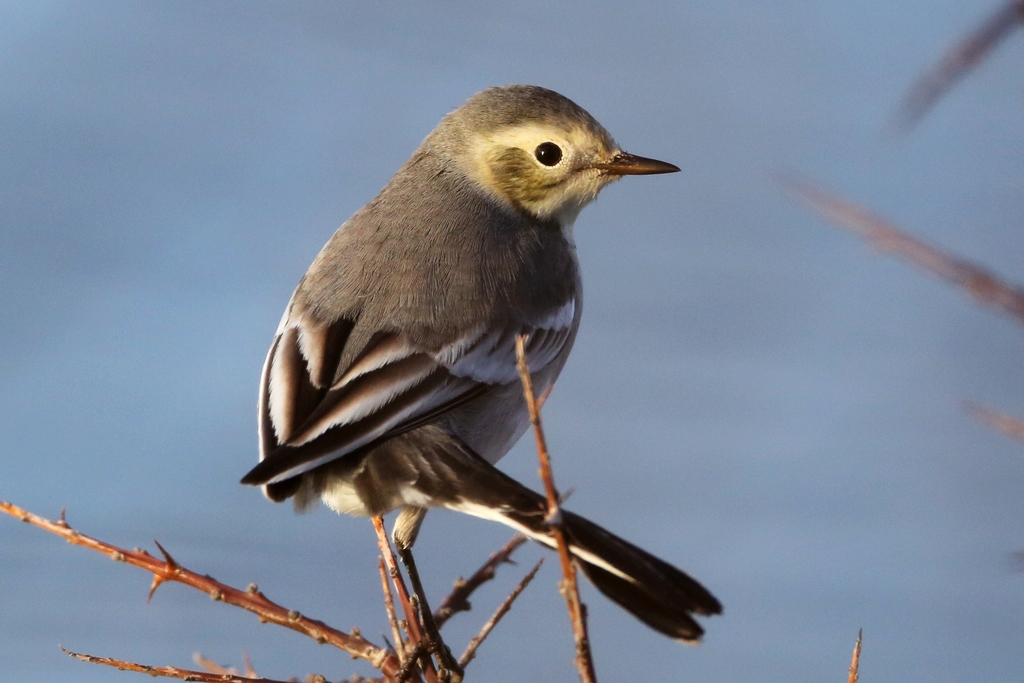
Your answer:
(534, 142), (562, 166)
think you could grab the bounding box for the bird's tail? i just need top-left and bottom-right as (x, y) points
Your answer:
(445, 461), (722, 642)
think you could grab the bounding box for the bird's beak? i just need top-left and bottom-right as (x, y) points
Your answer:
(591, 152), (680, 176)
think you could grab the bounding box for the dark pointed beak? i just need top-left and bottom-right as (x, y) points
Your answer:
(592, 152), (680, 176)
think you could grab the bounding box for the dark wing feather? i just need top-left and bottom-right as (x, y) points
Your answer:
(246, 299), (576, 488)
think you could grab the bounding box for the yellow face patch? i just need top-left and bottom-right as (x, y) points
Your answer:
(465, 122), (619, 224)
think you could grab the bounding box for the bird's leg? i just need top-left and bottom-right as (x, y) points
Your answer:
(392, 506), (428, 550)
(393, 508), (464, 682)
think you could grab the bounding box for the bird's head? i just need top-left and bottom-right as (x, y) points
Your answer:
(431, 85), (679, 227)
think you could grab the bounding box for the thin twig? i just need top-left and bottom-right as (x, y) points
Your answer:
(964, 401), (1024, 441)
(61, 646), (291, 683)
(458, 557), (544, 669)
(397, 545), (463, 681)
(895, 0), (1024, 131)
(372, 515), (434, 683)
(515, 336), (562, 515)
(0, 501), (400, 680)
(515, 335), (598, 683)
(781, 175), (1024, 327)
(379, 557), (408, 661)
(434, 532), (527, 628)
(847, 629), (863, 683)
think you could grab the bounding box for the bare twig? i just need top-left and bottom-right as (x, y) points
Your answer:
(372, 515), (433, 683)
(458, 557), (544, 669)
(0, 501), (400, 681)
(379, 557), (408, 662)
(515, 336), (562, 516)
(62, 646), (291, 683)
(433, 532), (527, 628)
(515, 334), (598, 683)
(847, 629), (863, 683)
(895, 0), (1024, 131)
(782, 175), (1024, 327)
(396, 545), (462, 681)
(964, 401), (1024, 441)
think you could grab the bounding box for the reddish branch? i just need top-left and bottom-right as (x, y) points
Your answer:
(896, 0), (1024, 131)
(4, 348), (585, 683)
(458, 557), (544, 669)
(3, 498), (554, 681)
(433, 532), (527, 628)
(847, 630), (863, 683)
(372, 515), (433, 683)
(782, 176), (1024, 327)
(0, 501), (401, 681)
(515, 334), (598, 683)
(61, 646), (292, 683)
(379, 557), (408, 662)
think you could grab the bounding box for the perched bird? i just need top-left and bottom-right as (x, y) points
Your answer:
(242, 85), (721, 642)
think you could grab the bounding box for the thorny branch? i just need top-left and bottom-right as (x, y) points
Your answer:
(372, 515), (434, 683)
(2, 498), (544, 682)
(433, 532), (527, 628)
(60, 647), (294, 683)
(0, 500), (401, 679)
(379, 557), (408, 663)
(515, 334), (598, 683)
(458, 557), (544, 669)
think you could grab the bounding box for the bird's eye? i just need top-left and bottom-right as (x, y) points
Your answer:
(534, 142), (563, 167)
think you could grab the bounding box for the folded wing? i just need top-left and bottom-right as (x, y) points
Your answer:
(242, 298), (576, 487)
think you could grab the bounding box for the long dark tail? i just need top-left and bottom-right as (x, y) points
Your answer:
(251, 423), (723, 641)
(446, 456), (722, 642)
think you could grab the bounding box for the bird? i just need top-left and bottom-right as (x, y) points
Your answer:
(241, 84), (722, 644)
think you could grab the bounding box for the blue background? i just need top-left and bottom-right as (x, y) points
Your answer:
(2, 2), (1023, 681)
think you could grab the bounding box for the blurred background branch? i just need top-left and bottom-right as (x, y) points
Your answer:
(895, 0), (1024, 131)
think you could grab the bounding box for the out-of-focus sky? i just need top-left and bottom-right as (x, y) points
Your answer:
(2, 2), (1023, 681)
